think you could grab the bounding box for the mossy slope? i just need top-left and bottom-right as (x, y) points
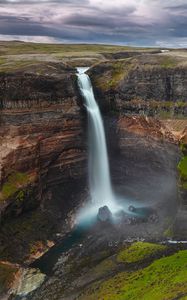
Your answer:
(91, 55), (181, 92)
(178, 143), (187, 189)
(117, 242), (166, 263)
(80, 250), (187, 300)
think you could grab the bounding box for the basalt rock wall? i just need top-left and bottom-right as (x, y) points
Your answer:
(0, 63), (87, 222)
(89, 54), (187, 116)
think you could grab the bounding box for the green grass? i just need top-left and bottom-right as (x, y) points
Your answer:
(81, 250), (187, 300)
(0, 42), (159, 72)
(178, 156), (187, 180)
(178, 142), (187, 189)
(92, 54), (181, 92)
(117, 242), (166, 264)
(0, 171), (32, 201)
(93, 59), (135, 91)
(1, 183), (18, 200)
(178, 140), (187, 190)
(0, 41), (155, 56)
(180, 143), (187, 153)
(0, 60), (43, 72)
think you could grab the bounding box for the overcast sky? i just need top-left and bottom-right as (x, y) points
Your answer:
(0, 0), (187, 47)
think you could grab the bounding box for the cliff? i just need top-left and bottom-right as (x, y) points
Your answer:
(0, 56), (184, 265)
(104, 115), (180, 238)
(21, 116), (182, 300)
(0, 55), (185, 299)
(89, 53), (187, 117)
(0, 62), (87, 262)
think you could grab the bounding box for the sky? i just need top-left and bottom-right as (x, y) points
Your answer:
(0, 0), (187, 47)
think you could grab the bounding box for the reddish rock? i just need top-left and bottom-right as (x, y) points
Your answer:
(0, 63), (87, 221)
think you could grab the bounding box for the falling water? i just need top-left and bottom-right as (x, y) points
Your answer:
(77, 67), (116, 210)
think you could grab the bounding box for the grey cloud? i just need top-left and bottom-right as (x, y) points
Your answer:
(0, 0), (186, 46)
(0, 0), (88, 3)
(0, 14), (94, 41)
(165, 4), (187, 11)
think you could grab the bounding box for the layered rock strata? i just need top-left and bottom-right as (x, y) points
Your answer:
(0, 62), (87, 262)
(89, 54), (187, 116)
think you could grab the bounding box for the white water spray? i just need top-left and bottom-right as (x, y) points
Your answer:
(77, 67), (118, 213)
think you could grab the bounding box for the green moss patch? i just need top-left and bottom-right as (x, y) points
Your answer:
(0, 171), (33, 202)
(93, 59), (136, 92)
(178, 156), (187, 179)
(178, 155), (187, 189)
(117, 242), (167, 264)
(180, 143), (187, 153)
(92, 54), (182, 93)
(106, 60), (133, 89)
(178, 142), (187, 188)
(0, 262), (18, 294)
(81, 250), (187, 300)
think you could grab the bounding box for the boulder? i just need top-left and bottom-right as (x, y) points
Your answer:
(97, 206), (112, 222)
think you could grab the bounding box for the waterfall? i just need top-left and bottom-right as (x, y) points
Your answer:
(77, 67), (116, 210)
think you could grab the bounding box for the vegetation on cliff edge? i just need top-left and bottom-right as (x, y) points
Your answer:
(91, 55), (182, 92)
(79, 250), (187, 300)
(0, 171), (34, 202)
(117, 242), (167, 263)
(178, 143), (187, 189)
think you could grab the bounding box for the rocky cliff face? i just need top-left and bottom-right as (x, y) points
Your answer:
(89, 54), (187, 116)
(0, 59), (183, 265)
(15, 116), (182, 300)
(0, 62), (87, 263)
(0, 59), (184, 299)
(104, 115), (180, 238)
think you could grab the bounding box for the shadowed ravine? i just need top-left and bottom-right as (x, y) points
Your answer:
(31, 67), (123, 274)
(30, 67), (178, 277)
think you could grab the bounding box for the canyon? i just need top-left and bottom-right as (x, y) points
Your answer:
(0, 43), (187, 299)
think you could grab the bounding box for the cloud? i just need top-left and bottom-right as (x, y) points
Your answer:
(0, 0), (88, 3)
(0, 0), (186, 46)
(156, 37), (187, 48)
(0, 34), (62, 43)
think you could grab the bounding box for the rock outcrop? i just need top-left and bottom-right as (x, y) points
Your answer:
(89, 54), (187, 116)
(104, 115), (180, 238)
(0, 62), (87, 262)
(0, 62), (87, 213)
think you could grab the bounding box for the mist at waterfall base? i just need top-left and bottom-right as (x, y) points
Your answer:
(76, 67), (137, 226)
